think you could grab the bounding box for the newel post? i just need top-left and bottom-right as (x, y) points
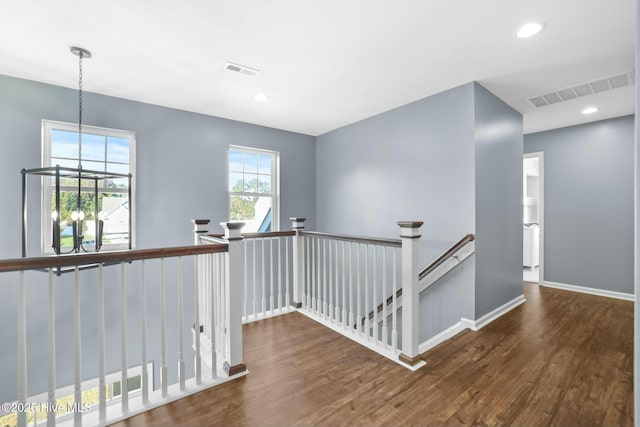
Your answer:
(291, 217), (306, 308)
(190, 219), (209, 385)
(191, 219), (210, 245)
(398, 221), (423, 366)
(220, 221), (247, 376)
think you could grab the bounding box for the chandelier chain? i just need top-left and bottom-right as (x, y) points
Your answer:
(78, 52), (83, 169)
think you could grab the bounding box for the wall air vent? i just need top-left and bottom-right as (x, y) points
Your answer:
(225, 61), (260, 76)
(528, 69), (635, 108)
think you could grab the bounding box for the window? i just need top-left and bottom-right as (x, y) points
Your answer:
(42, 120), (135, 253)
(0, 363), (150, 427)
(228, 146), (278, 232)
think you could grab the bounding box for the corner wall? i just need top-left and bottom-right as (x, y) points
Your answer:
(473, 83), (524, 318)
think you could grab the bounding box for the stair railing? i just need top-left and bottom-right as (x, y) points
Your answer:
(0, 223), (246, 427)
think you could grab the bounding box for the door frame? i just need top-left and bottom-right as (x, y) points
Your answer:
(524, 151), (544, 284)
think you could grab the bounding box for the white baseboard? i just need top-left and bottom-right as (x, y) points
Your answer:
(418, 321), (467, 354)
(462, 294), (526, 331)
(418, 294), (526, 354)
(542, 280), (635, 301)
(242, 306), (296, 324)
(297, 308), (427, 371)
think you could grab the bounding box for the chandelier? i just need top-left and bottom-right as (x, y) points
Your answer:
(21, 46), (132, 257)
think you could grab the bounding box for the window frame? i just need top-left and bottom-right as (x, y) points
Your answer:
(41, 120), (136, 253)
(228, 145), (280, 232)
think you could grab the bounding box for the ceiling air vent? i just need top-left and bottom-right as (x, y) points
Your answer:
(225, 61), (260, 76)
(528, 69), (635, 108)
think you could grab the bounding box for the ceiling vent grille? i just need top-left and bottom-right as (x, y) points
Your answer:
(225, 61), (260, 76)
(529, 69), (635, 108)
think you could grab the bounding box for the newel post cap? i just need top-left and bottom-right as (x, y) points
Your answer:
(397, 221), (423, 238)
(290, 217), (306, 230)
(192, 219), (210, 233)
(220, 221), (245, 240)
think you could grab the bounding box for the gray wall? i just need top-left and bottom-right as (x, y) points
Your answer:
(473, 83), (524, 317)
(0, 74), (316, 402)
(316, 83), (480, 340)
(525, 115), (634, 294)
(316, 83), (477, 260)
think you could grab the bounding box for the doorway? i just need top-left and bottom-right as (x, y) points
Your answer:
(523, 152), (544, 284)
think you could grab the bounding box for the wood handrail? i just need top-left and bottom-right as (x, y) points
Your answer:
(0, 243), (229, 273)
(418, 234), (475, 281)
(299, 231), (402, 248)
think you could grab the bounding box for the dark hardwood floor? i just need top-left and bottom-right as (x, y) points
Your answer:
(111, 283), (634, 426)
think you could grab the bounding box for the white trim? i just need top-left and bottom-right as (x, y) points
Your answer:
(462, 294), (526, 331)
(242, 306), (296, 324)
(524, 151), (544, 284)
(228, 145), (280, 231)
(418, 321), (466, 354)
(296, 308), (427, 371)
(542, 280), (635, 301)
(60, 370), (248, 427)
(40, 119), (136, 254)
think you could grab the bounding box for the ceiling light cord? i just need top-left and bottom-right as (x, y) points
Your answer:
(77, 50), (84, 170)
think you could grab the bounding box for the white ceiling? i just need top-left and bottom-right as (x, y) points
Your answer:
(0, 0), (635, 136)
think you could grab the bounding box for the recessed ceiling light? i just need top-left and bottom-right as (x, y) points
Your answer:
(582, 106), (598, 115)
(255, 93), (270, 102)
(516, 22), (545, 38)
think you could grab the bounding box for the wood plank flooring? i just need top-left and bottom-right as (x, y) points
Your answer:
(110, 284), (633, 426)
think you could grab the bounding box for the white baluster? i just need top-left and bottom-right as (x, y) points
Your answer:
(316, 238), (321, 315)
(269, 238), (274, 314)
(120, 262), (129, 413)
(382, 248), (388, 349)
(365, 245), (370, 340)
(305, 237), (311, 308)
(216, 253), (222, 362)
(342, 241), (347, 328)
(356, 243), (361, 335)
(392, 248), (398, 352)
(47, 269), (56, 427)
(349, 242), (354, 331)
(328, 238), (333, 321)
(373, 245), (378, 343)
(323, 238), (327, 318)
(98, 265), (106, 423)
(160, 259), (168, 397)
(243, 240), (247, 321)
(221, 253), (227, 362)
(193, 256), (202, 386)
(141, 260), (150, 400)
(261, 239), (266, 316)
(285, 236), (290, 308)
(210, 253), (217, 378)
(17, 271), (27, 427)
(73, 266), (82, 427)
(278, 237), (282, 311)
(312, 237), (316, 312)
(178, 257), (185, 391)
(252, 240), (257, 317)
(335, 240), (340, 322)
